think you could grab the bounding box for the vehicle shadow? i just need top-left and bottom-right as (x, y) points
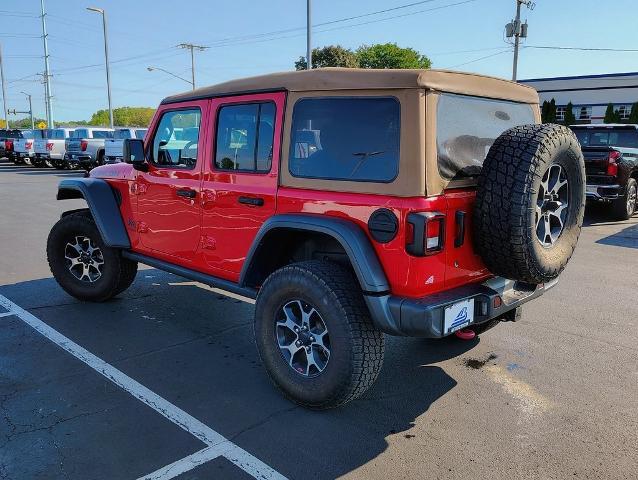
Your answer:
(596, 223), (638, 249)
(583, 201), (637, 227)
(0, 271), (477, 480)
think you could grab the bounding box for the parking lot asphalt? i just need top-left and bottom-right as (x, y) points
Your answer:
(0, 157), (637, 480)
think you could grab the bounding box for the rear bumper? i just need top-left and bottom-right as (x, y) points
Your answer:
(365, 276), (558, 337)
(586, 183), (621, 201)
(104, 156), (123, 164)
(64, 153), (93, 164)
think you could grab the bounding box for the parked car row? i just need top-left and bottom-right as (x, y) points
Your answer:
(0, 127), (147, 170)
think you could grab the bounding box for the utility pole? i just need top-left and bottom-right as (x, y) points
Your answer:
(177, 43), (208, 90)
(0, 43), (8, 129)
(306, 0), (312, 70)
(20, 92), (34, 129)
(507, 0), (534, 82)
(87, 7), (113, 128)
(40, 0), (54, 128)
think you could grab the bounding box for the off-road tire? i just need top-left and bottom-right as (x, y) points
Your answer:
(254, 260), (384, 409)
(47, 211), (137, 302)
(612, 177), (637, 220)
(474, 124), (585, 284)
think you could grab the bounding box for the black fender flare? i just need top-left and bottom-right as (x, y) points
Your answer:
(239, 214), (390, 294)
(57, 178), (130, 248)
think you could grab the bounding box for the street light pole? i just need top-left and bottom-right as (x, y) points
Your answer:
(177, 43), (208, 91)
(306, 0), (312, 70)
(0, 43), (8, 129)
(20, 92), (34, 129)
(88, 7), (113, 128)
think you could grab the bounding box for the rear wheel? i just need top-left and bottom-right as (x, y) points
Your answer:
(612, 177), (637, 220)
(47, 212), (137, 302)
(254, 260), (384, 409)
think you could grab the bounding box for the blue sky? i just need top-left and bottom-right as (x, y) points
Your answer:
(1, 0), (637, 122)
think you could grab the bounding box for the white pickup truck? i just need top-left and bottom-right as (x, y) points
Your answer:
(34, 128), (75, 168)
(104, 127), (147, 164)
(64, 127), (114, 170)
(14, 130), (45, 165)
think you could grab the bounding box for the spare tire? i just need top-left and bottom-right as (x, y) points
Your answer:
(473, 123), (585, 284)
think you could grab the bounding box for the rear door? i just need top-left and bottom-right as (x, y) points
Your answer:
(136, 102), (209, 263)
(200, 92), (284, 277)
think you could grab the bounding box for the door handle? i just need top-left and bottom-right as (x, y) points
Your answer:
(176, 188), (197, 199)
(238, 196), (264, 207)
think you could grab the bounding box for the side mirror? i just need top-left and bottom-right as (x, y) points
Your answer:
(123, 138), (148, 171)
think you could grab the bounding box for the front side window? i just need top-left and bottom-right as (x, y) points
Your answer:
(436, 93), (535, 181)
(289, 97), (400, 182)
(151, 109), (200, 169)
(214, 102), (275, 172)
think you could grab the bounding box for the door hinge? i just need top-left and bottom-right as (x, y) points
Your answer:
(201, 235), (216, 250)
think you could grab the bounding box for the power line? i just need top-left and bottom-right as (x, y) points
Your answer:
(525, 45), (638, 52)
(445, 48), (512, 68)
(205, 0), (478, 48)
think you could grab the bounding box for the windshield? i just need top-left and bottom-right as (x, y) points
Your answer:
(573, 128), (638, 148)
(436, 93), (536, 181)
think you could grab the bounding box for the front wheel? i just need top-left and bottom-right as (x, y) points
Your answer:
(254, 261), (384, 409)
(612, 177), (637, 220)
(47, 211), (138, 302)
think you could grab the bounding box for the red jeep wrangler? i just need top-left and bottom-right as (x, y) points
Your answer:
(47, 69), (585, 408)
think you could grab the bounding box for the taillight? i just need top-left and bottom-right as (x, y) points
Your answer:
(46, 142), (54, 151)
(406, 212), (445, 256)
(6, 140), (13, 151)
(607, 150), (620, 176)
(80, 140), (88, 151)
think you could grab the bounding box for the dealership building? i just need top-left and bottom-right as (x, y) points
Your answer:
(521, 72), (638, 124)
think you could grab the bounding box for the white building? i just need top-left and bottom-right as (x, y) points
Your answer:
(521, 72), (638, 124)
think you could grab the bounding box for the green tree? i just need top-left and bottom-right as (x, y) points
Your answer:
(628, 102), (638, 124)
(603, 103), (621, 123)
(356, 43), (431, 69)
(542, 98), (557, 123)
(563, 102), (576, 125)
(89, 106), (156, 127)
(295, 45), (359, 70)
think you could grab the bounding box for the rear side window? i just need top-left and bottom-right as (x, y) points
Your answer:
(289, 97), (400, 182)
(436, 93), (535, 181)
(151, 108), (200, 169)
(74, 129), (88, 138)
(135, 129), (147, 139)
(573, 129), (638, 148)
(214, 102), (275, 172)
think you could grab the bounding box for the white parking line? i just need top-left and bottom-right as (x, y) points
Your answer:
(137, 446), (223, 480)
(0, 311), (14, 318)
(0, 294), (286, 480)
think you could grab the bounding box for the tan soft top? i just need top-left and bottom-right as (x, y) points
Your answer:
(162, 68), (539, 105)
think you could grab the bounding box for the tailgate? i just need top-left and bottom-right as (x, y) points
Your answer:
(14, 139), (30, 153)
(582, 147), (610, 176)
(105, 139), (123, 158)
(67, 139), (82, 153)
(34, 139), (49, 154)
(443, 189), (490, 289)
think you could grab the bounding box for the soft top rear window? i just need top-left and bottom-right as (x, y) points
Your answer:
(436, 93), (535, 181)
(572, 128), (638, 148)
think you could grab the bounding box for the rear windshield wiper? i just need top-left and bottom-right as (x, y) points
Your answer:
(351, 151), (384, 177)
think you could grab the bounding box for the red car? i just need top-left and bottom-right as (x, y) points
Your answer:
(47, 69), (586, 408)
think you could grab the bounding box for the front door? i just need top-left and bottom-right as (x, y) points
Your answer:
(136, 102), (208, 263)
(200, 92), (284, 278)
